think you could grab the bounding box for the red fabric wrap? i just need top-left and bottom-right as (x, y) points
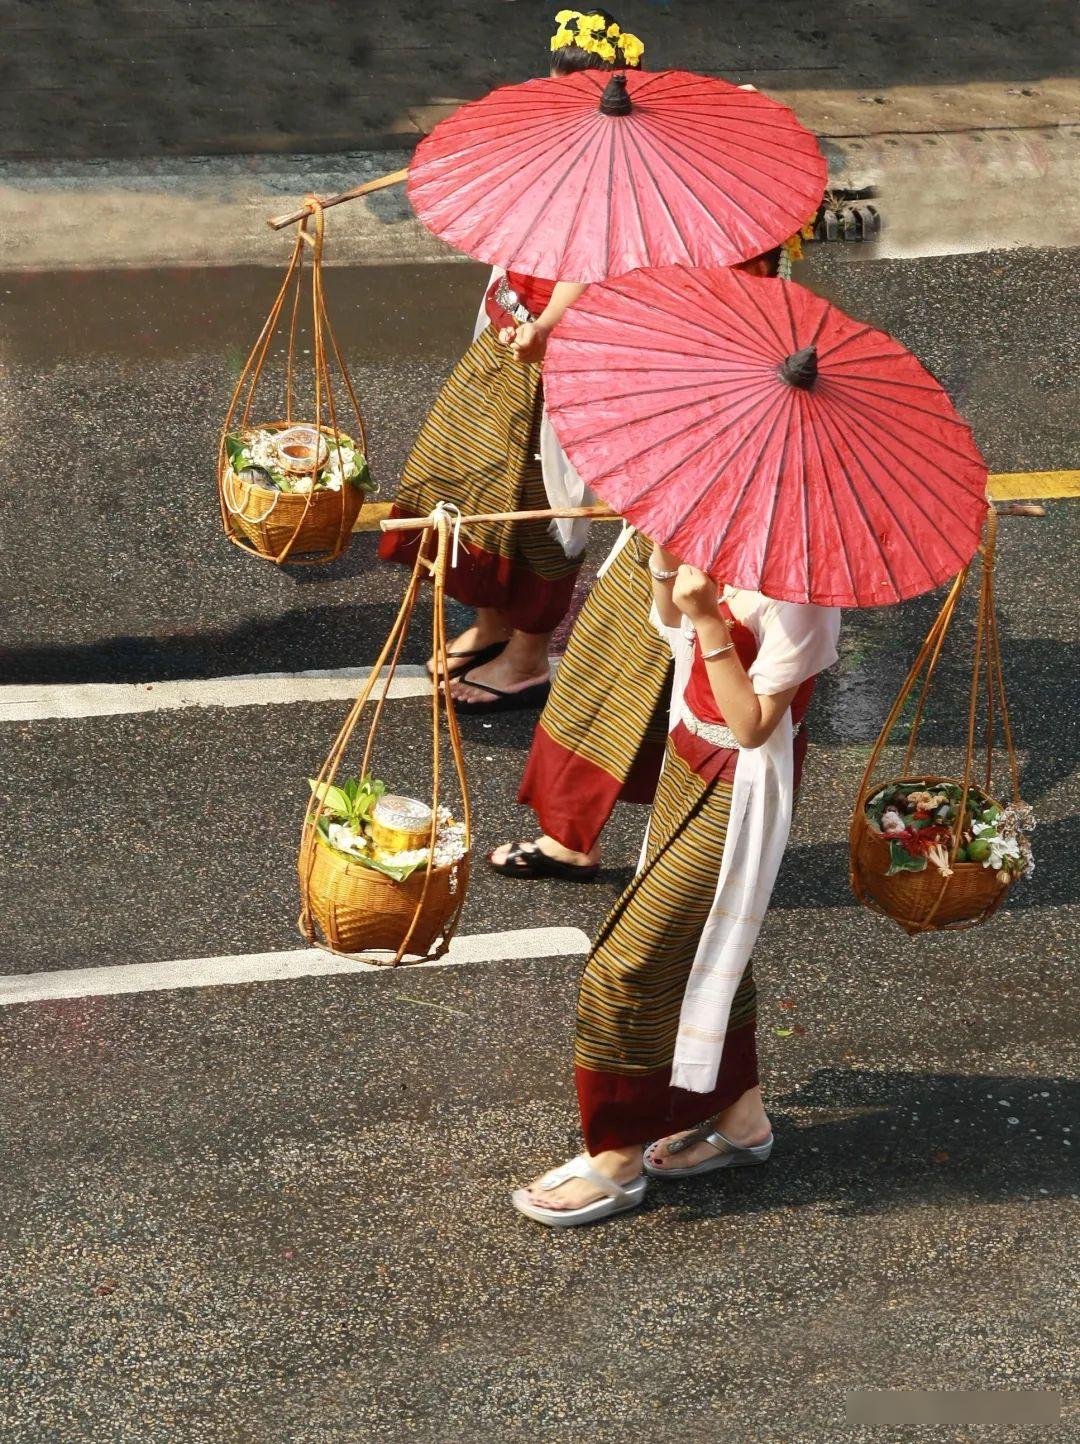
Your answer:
(575, 1018), (759, 1154)
(484, 271), (557, 330)
(675, 599), (815, 785)
(517, 726), (665, 854)
(377, 511), (577, 635)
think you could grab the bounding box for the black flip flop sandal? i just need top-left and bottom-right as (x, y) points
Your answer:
(452, 676), (551, 715)
(487, 840), (600, 882)
(428, 640), (507, 681)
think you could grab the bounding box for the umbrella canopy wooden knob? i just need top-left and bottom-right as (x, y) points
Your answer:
(779, 345), (819, 389)
(599, 74), (633, 115)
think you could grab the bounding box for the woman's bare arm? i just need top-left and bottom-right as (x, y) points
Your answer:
(673, 566), (799, 748)
(501, 281), (588, 362)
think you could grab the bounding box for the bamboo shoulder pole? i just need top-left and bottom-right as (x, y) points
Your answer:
(268, 167), (409, 231)
(380, 504), (618, 533)
(378, 497), (1043, 536)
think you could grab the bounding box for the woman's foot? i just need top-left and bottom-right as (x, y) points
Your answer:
(647, 1088), (772, 1172)
(450, 630), (551, 704)
(427, 620), (509, 679)
(489, 834), (600, 872)
(524, 1148), (643, 1212)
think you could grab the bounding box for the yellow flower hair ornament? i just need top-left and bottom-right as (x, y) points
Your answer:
(551, 11), (646, 66)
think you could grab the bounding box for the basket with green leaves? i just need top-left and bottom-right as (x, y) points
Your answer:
(850, 509), (1033, 933)
(217, 199), (373, 564)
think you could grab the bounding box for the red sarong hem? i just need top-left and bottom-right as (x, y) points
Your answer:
(575, 1021), (759, 1154)
(378, 507), (576, 635)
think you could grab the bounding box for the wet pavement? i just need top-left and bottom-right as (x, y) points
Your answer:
(1, 244), (1078, 1442)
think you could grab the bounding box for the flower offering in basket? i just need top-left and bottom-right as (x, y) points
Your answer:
(298, 513), (472, 963)
(217, 200), (374, 564)
(850, 508), (1033, 935)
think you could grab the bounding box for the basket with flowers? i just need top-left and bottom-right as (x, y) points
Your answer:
(298, 511), (471, 963)
(217, 199), (372, 564)
(302, 772), (470, 956)
(850, 507), (1033, 934)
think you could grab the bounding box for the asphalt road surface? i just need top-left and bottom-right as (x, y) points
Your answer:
(0, 246), (1077, 1442)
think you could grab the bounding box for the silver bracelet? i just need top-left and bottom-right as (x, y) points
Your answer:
(649, 565), (679, 581)
(701, 640), (735, 660)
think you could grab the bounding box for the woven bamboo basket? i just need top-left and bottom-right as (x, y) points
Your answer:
(223, 424), (364, 559)
(304, 834), (470, 955)
(298, 513), (472, 964)
(850, 508), (1023, 935)
(851, 775), (1008, 933)
(217, 199), (369, 565)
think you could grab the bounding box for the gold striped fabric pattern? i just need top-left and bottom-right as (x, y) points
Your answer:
(541, 531), (672, 778)
(395, 325), (579, 583)
(575, 744), (756, 1077)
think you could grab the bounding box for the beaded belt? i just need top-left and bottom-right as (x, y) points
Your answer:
(494, 276), (535, 324)
(680, 701), (803, 749)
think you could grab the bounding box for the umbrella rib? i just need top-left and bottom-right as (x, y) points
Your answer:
(586, 387), (781, 493)
(414, 113), (601, 240)
(639, 271), (780, 362)
(559, 121), (612, 276)
(620, 121), (735, 256)
(555, 375), (759, 408)
(493, 114), (610, 270)
(826, 386), (986, 470)
(814, 323), (876, 363)
(780, 282), (801, 354)
(733, 273), (795, 354)
(824, 393), (984, 556)
(656, 108), (829, 155)
(556, 374), (772, 445)
(801, 407), (857, 601)
(798, 399), (813, 601)
(813, 403), (948, 591)
(632, 120), (811, 244)
(748, 389), (798, 585)
(807, 405), (905, 603)
(828, 385), (977, 436)
(615, 119), (651, 266)
(554, 331), (769, 363)
(700, 279), (787, 359)
(629, 268), (779, 363)
(830, 398), (977, 576)
(829, 372), (949, 397)
(574, 280), (780, 362)
(415, 106), (597, 174)
(648, 112), (828, 186)
(698, 397), (792, 570)
(549, 358), (773, 377)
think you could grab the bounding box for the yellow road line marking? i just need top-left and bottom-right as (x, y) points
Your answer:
(988, 471), (1080, 500)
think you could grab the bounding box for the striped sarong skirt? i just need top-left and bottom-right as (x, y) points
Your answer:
(377, 325), (582, 634)
(575, 741), (759, 1153)
(517, 531), (673, 852)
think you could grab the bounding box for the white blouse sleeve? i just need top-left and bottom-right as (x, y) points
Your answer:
(748, 601), (840, 696)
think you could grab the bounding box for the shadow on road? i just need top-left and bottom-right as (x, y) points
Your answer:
(648, 1067), (1076, 1221)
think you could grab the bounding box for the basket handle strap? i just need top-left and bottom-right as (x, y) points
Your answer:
(222, 467), (281, 523)
(852, 563), (968, 816)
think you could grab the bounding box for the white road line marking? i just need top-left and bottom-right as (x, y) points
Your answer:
(0, 927), (591, 1006)
(0, 659), (562, 724)
(0, 667), (431, 723)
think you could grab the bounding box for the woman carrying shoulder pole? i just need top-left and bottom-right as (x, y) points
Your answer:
(512, 542), (839, 1226)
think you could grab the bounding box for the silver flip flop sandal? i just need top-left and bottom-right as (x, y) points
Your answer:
(511, 1155), (648, 1228)
(643, 1123), (774, 1179)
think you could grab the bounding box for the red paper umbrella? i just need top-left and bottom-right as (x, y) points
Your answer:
(407, 70), (826, 282)
(543, 267), (988, 606)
